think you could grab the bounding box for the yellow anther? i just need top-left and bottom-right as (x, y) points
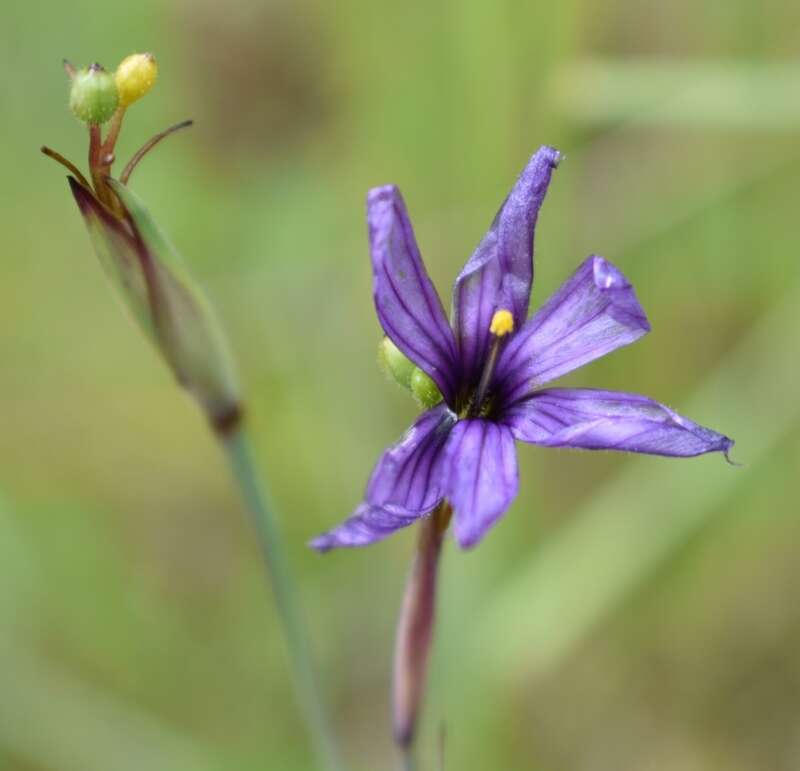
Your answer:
(489, 309), (514, 337)
(115, 53), (158, 107)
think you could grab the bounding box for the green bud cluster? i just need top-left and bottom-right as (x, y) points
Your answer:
(69, 63), (119, 125)
(378, 338), (442, 409)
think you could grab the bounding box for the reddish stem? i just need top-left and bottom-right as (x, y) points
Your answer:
(87, 124), (108, 203)
(392, 503), (452, 756)
(100, 107), (126, 159)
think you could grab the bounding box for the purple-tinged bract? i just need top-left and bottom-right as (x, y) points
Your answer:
(312, 146), (734, 552)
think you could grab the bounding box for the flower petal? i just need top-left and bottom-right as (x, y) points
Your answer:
(366, 404), (457, 512)
(369, 185), (459, 403)
(452, 146), (561, 387)
(503, 388), (734, 458)
(494, 256), (650, 404)
(444, 419), (519, 548)
(310, 405), (457, 551)
(309, 504), (420, 551)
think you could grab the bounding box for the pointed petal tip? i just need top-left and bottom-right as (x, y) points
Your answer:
(367, 184), (401, 207)
(308, 535), (334, 554)
(452, 526), (482, 550)
(722, 437), (739, 466)
(536, 145), (562, 168)
(591, 255), (652, 331)
(591, 255), (630, 289)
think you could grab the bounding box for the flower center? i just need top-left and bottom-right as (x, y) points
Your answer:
(468, 308), (514, 417)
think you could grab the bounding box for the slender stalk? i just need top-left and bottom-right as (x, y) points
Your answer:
(40, 146), (91, 189)
(121, 119), (194, 184)
(400, 749), (416, 771)
(221, 428), (342, 771)
(393, 504), (451, 763)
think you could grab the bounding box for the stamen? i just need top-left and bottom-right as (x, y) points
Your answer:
(472, 308), (514, 414)
(489, 309), (514, 337)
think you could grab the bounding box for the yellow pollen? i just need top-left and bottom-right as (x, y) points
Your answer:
(489, 309), (514, 337)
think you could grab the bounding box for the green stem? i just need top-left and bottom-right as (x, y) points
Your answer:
(221, 428), (342, 771)
(400, 748), (416, 771)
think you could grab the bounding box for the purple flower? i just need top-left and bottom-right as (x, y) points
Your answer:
(312, 146), (733, 552)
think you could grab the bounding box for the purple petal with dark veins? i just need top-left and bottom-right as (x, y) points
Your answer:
(369, 185), (459, 403)
(503, 388), (734, 458)
(366, 404), (457, 512)
(443, 419), (519, 549)
(494, 256), (650, 404)
(310, 405), (457, 551)
(309, 504), (421, 551)
(452, 146), (561, 387)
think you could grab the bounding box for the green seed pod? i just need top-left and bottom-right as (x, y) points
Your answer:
(69, 64), (119, 125)
(410, 368), (442, 409)
(378, 337), (416, 391)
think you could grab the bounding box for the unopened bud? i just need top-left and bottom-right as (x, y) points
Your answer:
(69, 64), (119, 124)
(115, 53), (158, 107)
(69, 177), (240, 428)
(378, 337), (415, 390)
(410, 368), (441, 409)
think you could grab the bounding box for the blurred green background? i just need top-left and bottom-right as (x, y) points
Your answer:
(2, 1), (798, 769)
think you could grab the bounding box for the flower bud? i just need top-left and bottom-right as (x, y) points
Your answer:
(69, 177), (241, 429)
(378, 337), (415, 390)
(410, 368), (441, 409)
(115, 53), (158, 107)
(69, 64), (119, 124)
